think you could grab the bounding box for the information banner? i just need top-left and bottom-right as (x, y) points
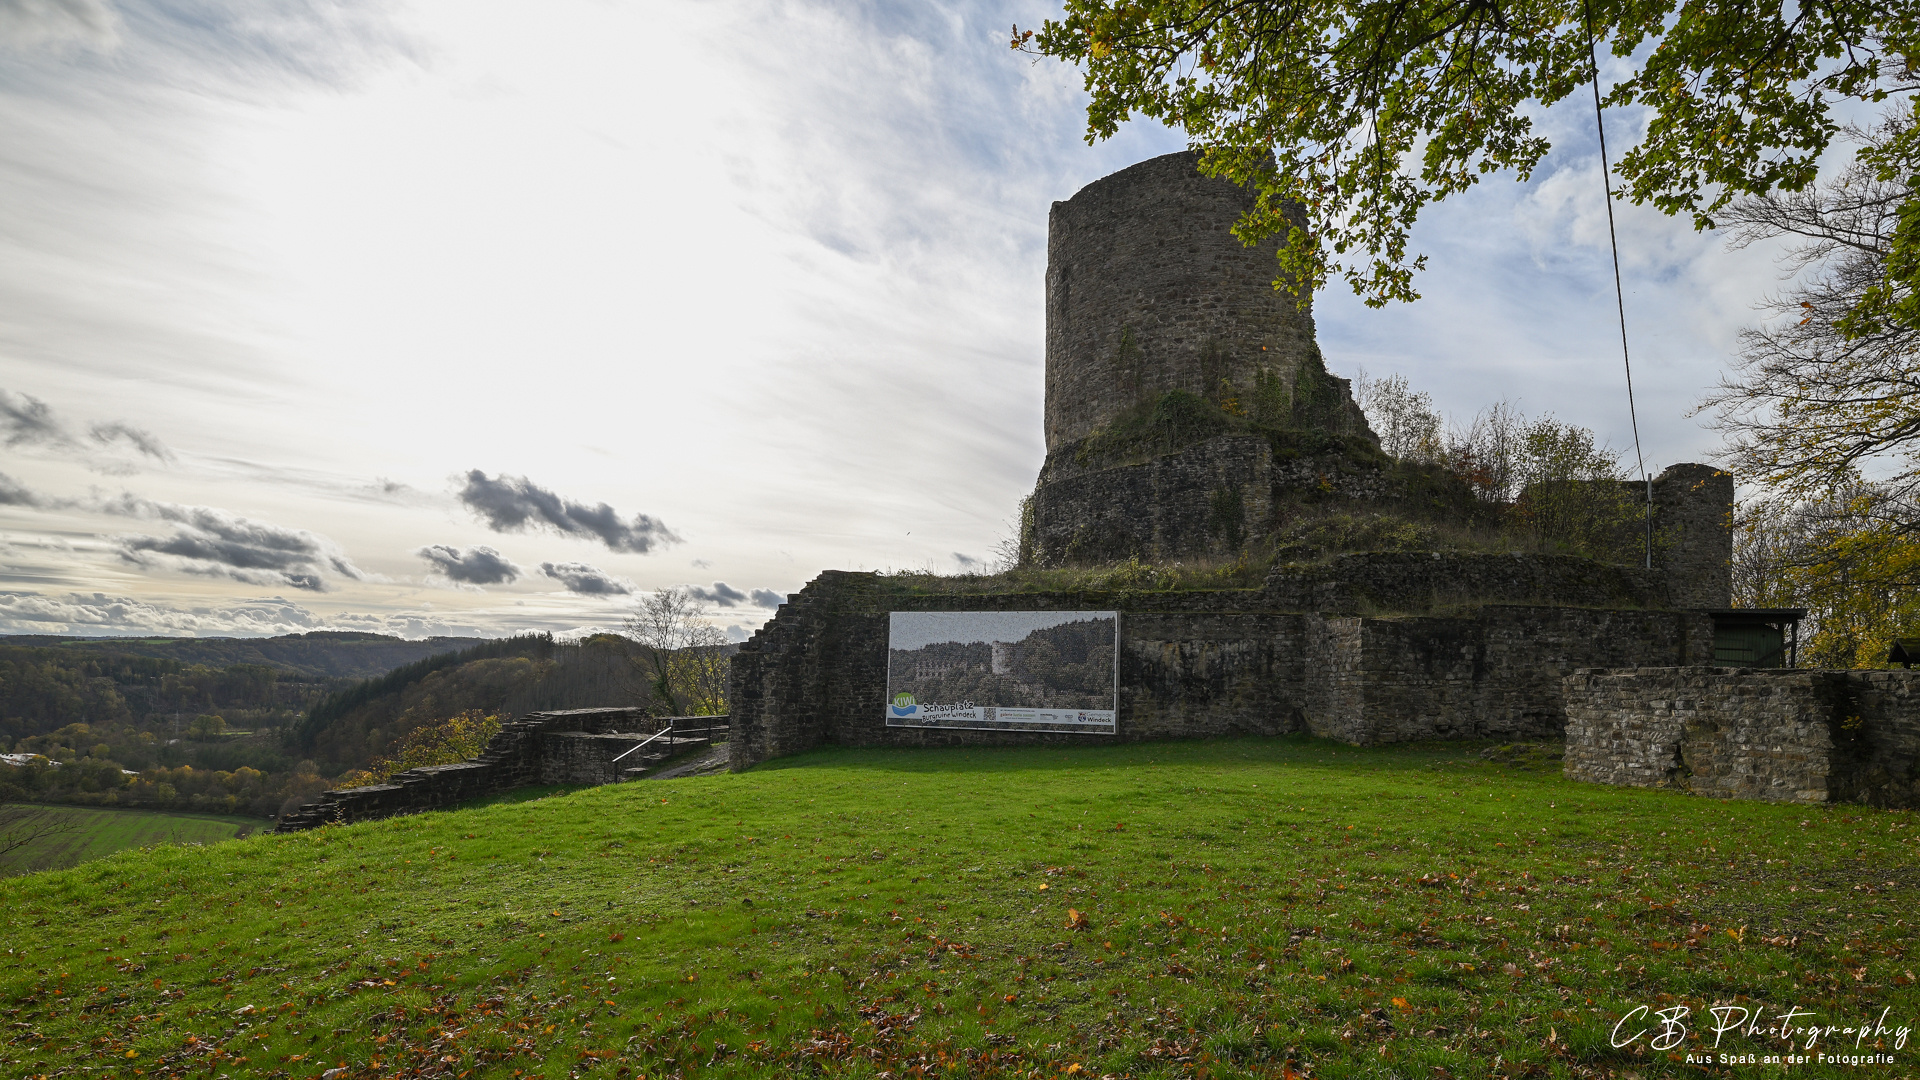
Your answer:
(884, 611), (1118, 734)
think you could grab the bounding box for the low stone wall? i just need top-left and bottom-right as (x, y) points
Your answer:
(275, 709), (721, 831)
(1265, 552), (1664, 614)
(1314, 607), (1711, 745)
(728, 571), (1710, 769)
(1563, 667), (1920, 806)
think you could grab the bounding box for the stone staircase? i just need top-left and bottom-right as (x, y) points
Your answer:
(275, 709), (727, 832)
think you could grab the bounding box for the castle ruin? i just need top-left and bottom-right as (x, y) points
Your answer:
(1029, 152), (1382, 567)
(725, 152), (1917, 807)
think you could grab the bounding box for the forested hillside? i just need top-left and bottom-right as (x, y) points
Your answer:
(1, 629), (732, 820)
(0, 642), (347, 743)
(1, 631), (483, 678)
(291, 634), (657, 769)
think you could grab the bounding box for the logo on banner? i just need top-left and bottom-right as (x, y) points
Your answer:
(890, 692), (919, 718)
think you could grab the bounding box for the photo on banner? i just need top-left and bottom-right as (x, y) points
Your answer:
(885, 611), (1118, 733)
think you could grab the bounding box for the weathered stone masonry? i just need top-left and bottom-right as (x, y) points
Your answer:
(1044, 151), (1357, 451)
(1563, 667), (1920, 807)
(728, 566), (1713, 770)
(724, 152), (1740, 777)
(274, 708), (719, 831)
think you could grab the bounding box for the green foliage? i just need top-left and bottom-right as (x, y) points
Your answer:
(1, 739), (1913, 1077)
(0, 651), (134, 743)
(2, 630), (483, 679)
(0, 646), (307, 736)
(340, 711), (504, 787)
(896, 549), (1273, 595)
(1272, 510), (1452, 561)
(1354, 370), (1636, 560)
(1247, 364), (1290, 426)
(1284, 348), (1347, 429)
(296, 638), (644, 772)
(1508, 417), (1638, 556)
(1110, 324), (1145, 399)
(0, 734), (330, 818)
(294, 634), (555, 750)
(1015, 493), (1038, 569)
(1073, 388), (1236, 466)
(1016, 0), (1916, 308)
(1735, 486), (1920, 668)
(1835, 107), (1920, 343)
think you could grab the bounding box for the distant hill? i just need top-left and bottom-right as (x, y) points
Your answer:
(291, 634), (658, 768)
(0, 631), (488, 679)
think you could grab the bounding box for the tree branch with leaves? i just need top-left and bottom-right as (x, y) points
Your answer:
(1015, 0), (1917, 308)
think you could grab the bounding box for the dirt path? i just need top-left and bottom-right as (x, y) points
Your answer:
(644, 743), (730, 780)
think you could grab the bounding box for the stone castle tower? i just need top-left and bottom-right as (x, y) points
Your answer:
(1044, 151), (1367, 450)
(1026, 152), (1379, 566)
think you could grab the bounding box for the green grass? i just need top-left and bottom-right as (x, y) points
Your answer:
(0, 804), (260, 876)
(1, 737), (1915, 1080)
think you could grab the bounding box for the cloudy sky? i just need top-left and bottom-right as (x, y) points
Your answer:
(0, 0), (1805, 641)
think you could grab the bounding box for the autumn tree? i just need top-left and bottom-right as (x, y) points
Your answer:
(1709, 114), (1920, 512)
(1732, 487), (1920, 667)
(1015, 0), (1918, 308)
(1352, 372), (1636, 553)
(1702, 114), (1920, 665)
(337, 710), (503, 787)
(1353, 371), (1444, 460)
(622, 587), (730, 716)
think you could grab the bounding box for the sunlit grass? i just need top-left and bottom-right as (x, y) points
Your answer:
(2, 736), (1914, 1079)
(0, 804), (259, 876)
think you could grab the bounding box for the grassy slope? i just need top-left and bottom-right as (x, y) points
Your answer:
(1, 737), (1915, 1080)
(0, 805), (260, 875)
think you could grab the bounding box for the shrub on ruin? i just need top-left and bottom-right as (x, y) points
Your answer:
(339, 710), (503, 787)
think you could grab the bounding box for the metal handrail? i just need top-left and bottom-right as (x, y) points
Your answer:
(611, 720), (674, 763)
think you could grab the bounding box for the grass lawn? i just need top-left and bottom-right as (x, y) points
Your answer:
(0, 804), (261, 875)
(1, 736), (1914, 1080)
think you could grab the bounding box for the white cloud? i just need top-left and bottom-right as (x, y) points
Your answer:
(0, 591), (323, 635)
(0, 0), (119, 52)
(0, 0), (1833, 639)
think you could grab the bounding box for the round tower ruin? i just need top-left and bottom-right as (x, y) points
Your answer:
(1025, 151), (1380, 567)
(1045, 151), (1354, 450)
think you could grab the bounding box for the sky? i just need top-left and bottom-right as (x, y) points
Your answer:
(0, 0), (1811, 642)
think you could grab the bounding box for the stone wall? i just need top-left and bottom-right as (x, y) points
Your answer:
(1605, 464), (1735, 608)
(1044, 151), (1369, 451)
(1312, 607), (1712, 745)
(1563, 667), (1920, 807)
(1264, 552), (1665, 614)
(1028, 432), (1414, 567)
(274, 708), (714, 831)
(1652, 464), (1734, 609)
(1029, 436), (1277, 564)
(728, 572), (1307, 769)
(728, 570), (1709, 770)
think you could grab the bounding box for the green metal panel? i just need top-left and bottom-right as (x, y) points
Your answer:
(1713, 624), (1786, 668)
